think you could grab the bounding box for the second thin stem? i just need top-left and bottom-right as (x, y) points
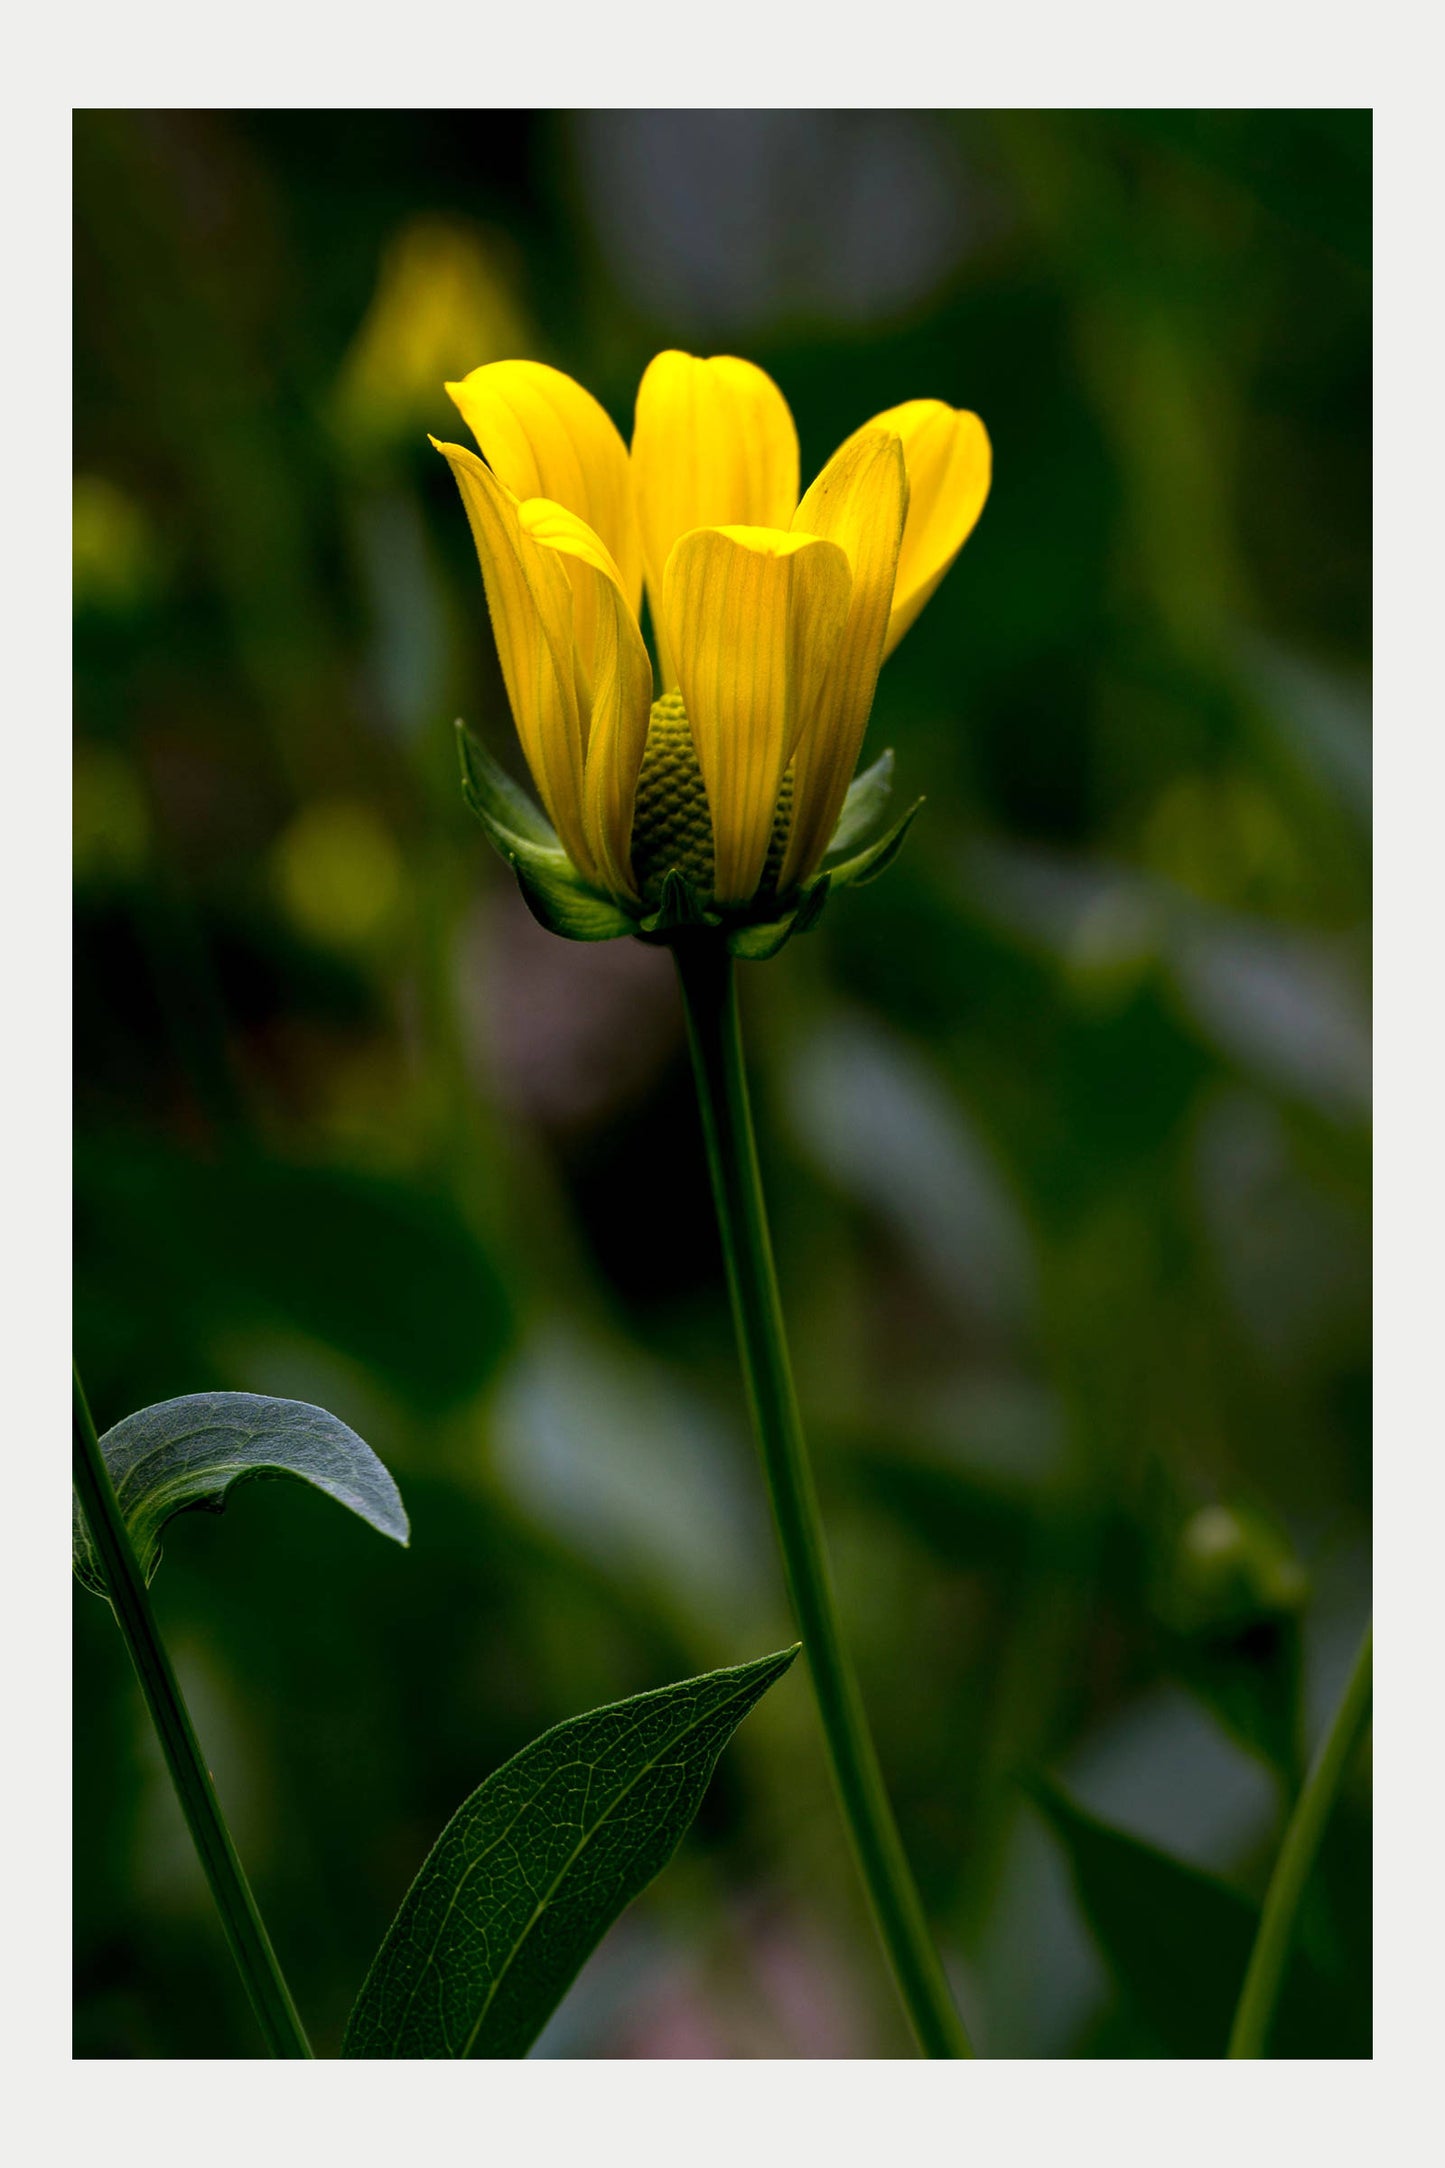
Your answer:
(72, 1364), (313, 2059)
(1228, 1617), (1373, 2058)
(675, 941), (972, 2059)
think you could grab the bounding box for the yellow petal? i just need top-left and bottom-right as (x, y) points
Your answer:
(838, 400), (990, 658)
(631, 352), (800, 691)
(445, 360), (643, 622)
(782, 429), (908, 889)
(432, 437), (593, 881)
(665, 526), (851, 906)
(519, 499), (653, 901)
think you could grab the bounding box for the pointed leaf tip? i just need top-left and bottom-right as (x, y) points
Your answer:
(342, 1646), (798, 2059)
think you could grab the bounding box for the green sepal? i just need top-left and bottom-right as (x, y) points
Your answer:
(455, 722), (633, 943)
(637, 868), (720, 940)
(726, 875), (831, 961)
(511, 863), (634, 942)
(824, 796), (925, 891)
(825, 748), (895, 860)
(455, 722), (560, 854)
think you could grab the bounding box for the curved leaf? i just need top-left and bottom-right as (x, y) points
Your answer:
(343, 1644), (799, 2059)
(73, 1391), (409, 1598)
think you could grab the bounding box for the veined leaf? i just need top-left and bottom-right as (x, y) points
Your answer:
(73, 1391), (409, 1598)
(1031, 1775), (1364, 2057)
(343, 1645), (799, 2059)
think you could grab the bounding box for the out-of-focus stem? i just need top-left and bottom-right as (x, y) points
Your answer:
(1228, 1618), (1373, 2058)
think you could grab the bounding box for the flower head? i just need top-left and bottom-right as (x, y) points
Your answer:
(434, 352), (989, 953)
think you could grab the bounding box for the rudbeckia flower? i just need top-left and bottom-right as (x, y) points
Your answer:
(434, 351), (989, 955)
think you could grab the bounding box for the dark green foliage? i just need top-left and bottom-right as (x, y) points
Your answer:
(343, 1648), (798, 2059)
(1031, 1778), (1366, 2057)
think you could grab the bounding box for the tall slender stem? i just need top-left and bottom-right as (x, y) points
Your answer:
(674, 941), (972, 2059)
(1228, 1617), (1373, 2058)
(72, 1362), (314, 2059)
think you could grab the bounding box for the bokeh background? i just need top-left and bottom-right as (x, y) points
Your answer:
(73, 109), (1371, 2059)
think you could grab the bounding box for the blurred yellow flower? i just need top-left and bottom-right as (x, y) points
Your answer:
(335, 220), (530, 454)
(273, 800), (403, 948)
(435, 351), (990, 917)
(73, 476), (163, 614)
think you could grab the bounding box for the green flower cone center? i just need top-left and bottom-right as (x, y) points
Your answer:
(629, 692), (795, 911)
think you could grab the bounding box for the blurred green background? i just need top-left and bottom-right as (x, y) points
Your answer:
(73, 109), (1371, 2059)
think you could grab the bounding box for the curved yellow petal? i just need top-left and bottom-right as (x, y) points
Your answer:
(518, 500), (653, 902)
(631, 352), (800, 691)
(782, 429), (908, 889)
(431, 437), (593, 881)
(665, 525), (851, 906)
(839, 400), (990, 658)
(445, 360), (643, 622)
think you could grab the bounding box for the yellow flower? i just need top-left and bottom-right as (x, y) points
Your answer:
(434, 351), (989, 941)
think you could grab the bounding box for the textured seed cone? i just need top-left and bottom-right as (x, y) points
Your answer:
(630, 692), (795, 909)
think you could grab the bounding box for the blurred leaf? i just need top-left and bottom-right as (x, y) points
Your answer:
(1168, 1620), (1305, 1788)
(845, 1439), (1039, 1577)
(75, 1137), (513, 1413)
(1156, 1504), (1309, 1781)
(73, 1390), (409, 1598)
(342, 1645), (798, 2059)
(1031, 1775), (1364, 2056)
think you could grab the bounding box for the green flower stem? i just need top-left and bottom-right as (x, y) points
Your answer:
(72, 1362), (314, 2059)
(674, 941), (973, 2059)
(1228, 1616), (1373, 2058)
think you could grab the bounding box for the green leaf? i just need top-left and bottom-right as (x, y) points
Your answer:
(825, 748), (895, 859)
(75, 1142), (513, 1414)
(1030, 1775), (1364, 2056)
(826, 796), (925, 892)
(73, 1391), (409, 1599)
(342, 1644), (799, 2059)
